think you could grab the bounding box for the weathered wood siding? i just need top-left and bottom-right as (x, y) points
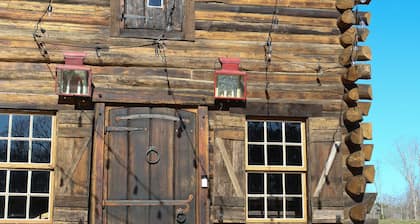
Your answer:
(0, 0), (345, 115)
(55, 110), (93, 223)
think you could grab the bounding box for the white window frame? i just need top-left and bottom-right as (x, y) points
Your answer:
(0, 112), (55, 222)
(246, 120), (307, 223)
(146, 0), (164, 8)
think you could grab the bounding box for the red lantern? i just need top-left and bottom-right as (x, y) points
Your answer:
(214, 57), (247, 101)
(56, 52), (92, 97)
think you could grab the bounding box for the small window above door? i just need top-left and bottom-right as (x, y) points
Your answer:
(147, 0), (163, 8)
(111, 0), (195, 40)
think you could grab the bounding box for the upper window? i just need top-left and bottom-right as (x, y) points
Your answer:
(0, 113), (54, 221)
(111, 0), (195, 40)
(246, 120), (306, 222)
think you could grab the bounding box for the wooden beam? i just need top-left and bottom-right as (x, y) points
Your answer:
(339, 46), (372, 66)
(358, 84), (373, 100)
(343, 87), (359, 105)
(340, 27), (370, 47)
(363, 165), (375, 183)
(345, 127), (363, 146)
(89, 103), (105, 224)
(343, 64), (371, 83)
(336, 0), (372, 10)
(346, 175), (366, 196)
(346, 151), (365, 168)
(344, 107), (363, 123)
(358, 102), (372, 116)
(362, 144), (374, 161)
(349, 193), (377, 222)
(198, 106), (209, 224)
(361, 122), (372, 140)
(337, 9), (356, 31)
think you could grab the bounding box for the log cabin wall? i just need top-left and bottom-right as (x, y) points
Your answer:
(0, 0), (375, 223)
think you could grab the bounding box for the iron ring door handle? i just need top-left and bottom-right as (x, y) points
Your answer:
(145, 146), (160, 164)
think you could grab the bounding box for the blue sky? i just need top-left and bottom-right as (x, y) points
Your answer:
(364, 1), (420, 197)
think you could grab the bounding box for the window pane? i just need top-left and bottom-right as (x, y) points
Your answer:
(285, 174), (302, 195)
(0, 140), (6, 162)
(10, 140), (29, 162)
(11, 115), (30, 137)
(0, 114), (9, 137)
(267, 145), (283, 165)
(286, 146), (302, 166)
(33, 116), (52, 138)
(148, 0), (162, 7)
(267, 197), (283, 218)
(10, 170), (28, 193)
(248, 122), (264, 142)
(248, 197), (264, 218)
(247, 173), (263, 194)
(267, 122), (282, 142)
(248, 145), (264, 165)
(267, 174), (282, 194)
(8, 196), (27, 218)
(29, 197), (49, 219)
(0, 196), (4, 218)
(285, 122), (301, 143)
(32, 141), (51, 163)
(285, 197), (303, 218)
(31, 171), (50, 193)
(0, 170), (6, 192)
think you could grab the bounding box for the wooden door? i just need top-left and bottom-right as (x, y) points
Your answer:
(104, 107), (196, 224)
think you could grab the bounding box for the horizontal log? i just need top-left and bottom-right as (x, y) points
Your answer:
(0, 45), (341, 72)
(229, 102), (323, 117)
(196, 10), (338, 27)
(358, 101), (371, 116)
(361, 122), (372, 140)
(343, 64), (371, 83)
(362, 144), (374, 161)
(343, 87), (359, 105)
(195, 31), (340, 44)
(336, 0), (372, 10)
(349, 203), (368, 222)
(346, 151), (365, 168)
(92, 87), (213, 105)
(194, 0), (337, 9)
(345, 127), (363, 146)
(337, 9), (355, 31)
(340, 27), (370, 47)
(343, 106), (362, 123)
(0, 92), (72, 110)
(346, 175), (366, 196)
(196, 3), (340, 18)
(337, 10), (371, 31)
(358, 84), (373, 100)
(363, 165), (375, 183)
(195, 20), (339, 35)
(339, 46), (372, 66)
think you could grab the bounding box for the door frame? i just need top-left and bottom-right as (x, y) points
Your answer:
(89, 104), (209, 224)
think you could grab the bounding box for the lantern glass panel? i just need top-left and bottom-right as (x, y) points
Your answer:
(216, 75), (244, 98)
(57, 70), (89, 95)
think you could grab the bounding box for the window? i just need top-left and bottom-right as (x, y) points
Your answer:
(0, 113), (54, 221)
(110, 0), (194, 40)
(246, 120), (306, 222)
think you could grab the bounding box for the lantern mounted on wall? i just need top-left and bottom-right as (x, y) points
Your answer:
(214, 57), (247, 101)
(56, 52), (92, 97)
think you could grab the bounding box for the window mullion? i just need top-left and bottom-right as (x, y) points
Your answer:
(26, 170), (32, 219)
(4, 170), (9, 218)
(264, 173), (267, 219)
(7, 115), (12, 163)
(282, 173), (286, 219)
